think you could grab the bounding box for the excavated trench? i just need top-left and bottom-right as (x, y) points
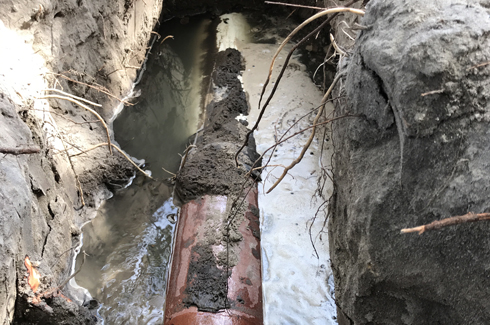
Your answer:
(5, 1), (490, 325)
(3, 1), (339, 324)
(69, 9), (335, 324)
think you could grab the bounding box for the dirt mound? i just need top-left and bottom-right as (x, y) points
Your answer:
(175, 48), (260, 203)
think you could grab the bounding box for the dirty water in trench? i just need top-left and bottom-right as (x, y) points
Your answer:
(73, 16), (216, 324)
(71, 10), (335, 324)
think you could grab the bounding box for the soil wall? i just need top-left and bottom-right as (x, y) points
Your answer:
(0, 0), (163, 323)
(330, 1), (490, 324)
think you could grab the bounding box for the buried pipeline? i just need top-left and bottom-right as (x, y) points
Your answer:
(164, 48), (263, 324)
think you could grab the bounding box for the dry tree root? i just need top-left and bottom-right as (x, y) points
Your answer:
(468, 61), (490, 70)
(265, 73), (341, 193)
(160, 144), (196, 179)
(251, 104), (326, 180)
(234, 1), (363, 168)
(401, 212), (490, 235)
(0, 146), (40, 155)
(265, 1), (327, 10)
(161, 167), (177, 177)
(179, 144), (196, 170)
(330, 33), (347, 56)
(70, 142), (153, 179)
(246, 114), (357, 180)
(52, 73), (133, 106)
(246, 97), (342, 179)
(160, 35), (174, 44)
(38, 94), (112, 154)
(257, 6), (364, 110)
(43, 88), (102, 107)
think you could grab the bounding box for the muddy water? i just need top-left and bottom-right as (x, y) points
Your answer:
(113, 17), (217, 178)
(74, 16), (216, 324)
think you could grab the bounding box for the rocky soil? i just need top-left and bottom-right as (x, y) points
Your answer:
(330, 1), (490, 324)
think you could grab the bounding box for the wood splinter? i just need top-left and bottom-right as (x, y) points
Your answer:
(401, 212), (490, 235)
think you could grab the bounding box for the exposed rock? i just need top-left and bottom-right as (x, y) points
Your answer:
(330, 1), (490, 324)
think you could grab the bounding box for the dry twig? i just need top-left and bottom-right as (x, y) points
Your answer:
(0, 146), (40, 155)
(70, 142), (153, 179)
(401, 212), (490, 235)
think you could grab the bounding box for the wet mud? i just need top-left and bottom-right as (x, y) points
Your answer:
(171, 48), (261, 314)
(175, 48), (261, 203)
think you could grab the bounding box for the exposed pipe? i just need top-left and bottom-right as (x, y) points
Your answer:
(164, 189), (262, 324)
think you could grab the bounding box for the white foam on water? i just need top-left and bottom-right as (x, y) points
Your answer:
(217, 13), (337, 324)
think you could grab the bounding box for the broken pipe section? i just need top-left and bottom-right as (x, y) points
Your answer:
(164, 49), (263, 324)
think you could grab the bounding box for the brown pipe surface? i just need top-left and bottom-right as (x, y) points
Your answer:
(164, 189), (262, 324)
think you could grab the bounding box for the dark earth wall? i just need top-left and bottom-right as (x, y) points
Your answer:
(330, 1), (490, 324)
(0, 0), (163, 323)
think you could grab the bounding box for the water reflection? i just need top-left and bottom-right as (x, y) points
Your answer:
(113, 17), (214, 178)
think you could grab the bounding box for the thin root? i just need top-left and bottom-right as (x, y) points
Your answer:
(401, 212), (490, 235)
(70, 143), (153, 179)
(266, 73), (341, 193)
(38, 95), (112, 154)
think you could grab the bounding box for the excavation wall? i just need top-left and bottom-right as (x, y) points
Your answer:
(330, 1), (490, 324)
(0, 0), (162, 323)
